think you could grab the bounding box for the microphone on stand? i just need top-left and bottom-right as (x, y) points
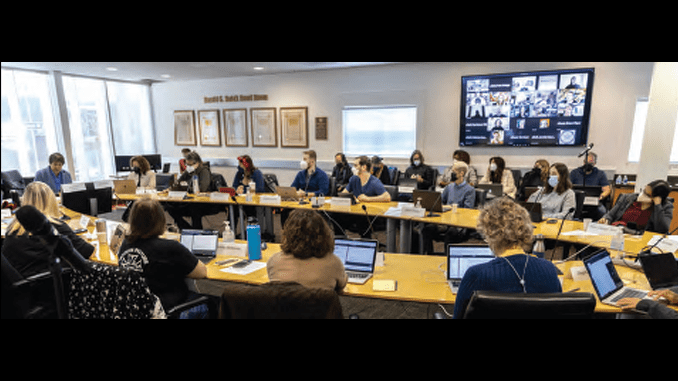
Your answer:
(361, 204), (379, 238)
(636, 225), (678, 260)
(551, 207), (575, 260)
(577, 143), (594, 158)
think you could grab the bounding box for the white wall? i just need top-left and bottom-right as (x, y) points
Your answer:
(151, 62), (658, 186)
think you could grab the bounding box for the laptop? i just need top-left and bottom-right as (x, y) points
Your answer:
(583, 250), (651, 306)
(477, 183), (503, 198)
(639, 253), (678, 290)
(333, 238), (379, 284)
(398, 175), (418, 193)
(573, 185), (602, 206)
(446, 244), (495, 293)
(113, 179), (136, 194)
(180, 229), (220, 263)
(276, 186), (301, 201)
(413, 189), (443, 213)
(518, 201), (543, 223)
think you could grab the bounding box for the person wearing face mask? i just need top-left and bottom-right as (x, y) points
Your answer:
(127, 155), (156, 189)
(420, 161), (476, 254)
(441, 150), (478, 187)
(404, 150), (434, 190)
(290, 150), (330, 198)
(569, 152), (610, 220)
(342, 156), (391, 203)
(370, 156), (391, 186)
(479, 156), (516, 198)
(516, 159), (549, 201)
(331, 153), (352, 193)
(598, 180), (673, 234)
(166, 152), (213, 230)
(526, 163), (576, 219)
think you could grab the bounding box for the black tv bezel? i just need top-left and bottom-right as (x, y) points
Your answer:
(459, 67), (595, 148)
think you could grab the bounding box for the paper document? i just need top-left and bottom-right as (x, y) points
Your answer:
(220, 261), (266, 275)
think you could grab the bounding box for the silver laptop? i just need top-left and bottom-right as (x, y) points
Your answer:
(447, 243), (495, 293)
(113, 179), (136, 194)
(333, 238), (378, 284)
(276, 186), (301, 201)
(476, 183), (503, 198)
(180, 229), (219, 263)
(584, 251), (651, 306)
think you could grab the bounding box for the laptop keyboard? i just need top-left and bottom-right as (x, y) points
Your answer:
(349, 273), (369, 279)
(609, 289), (647, 303)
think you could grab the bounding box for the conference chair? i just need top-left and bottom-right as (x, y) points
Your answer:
(462, 291), (596, 319)
(474, 188), (488, 208)
(573, 189), (586, 220)
(218, 281), (344, 319)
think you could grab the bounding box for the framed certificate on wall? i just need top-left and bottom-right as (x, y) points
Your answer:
(198, 109), (221, 146)
(280, 107), (308, 148)
(250, 107), (277, 147)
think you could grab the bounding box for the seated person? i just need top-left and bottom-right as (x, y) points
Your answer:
(441, 150), (478, 187)
(370, 156), (391, 186)
(617, 287), (678, 319)
(165, 151), (213, 230)
(598, 180), (673, 234)
(34, 152), (73, 195)
(232, 155), (265, 194)
(342, 155), (391, 203)
(333, 156), (391, 238)
(291, 150), (329, 197)
(128, 155), (156, 189)
(331, 153), (352, 193)
(479, 156), (516, 198)
(118, 198), (207, 312)
(452, 197), (562, 318)
(421, 161), (476, 254)
(267, 209), (348, 292)
(404, 149), (435, 191)
(516, 159), (549, 201)
(3, 181), (95, 277)
(569, 152), (610, 220)
(178, 148), (191, 173)
(527, 163), (576, 219)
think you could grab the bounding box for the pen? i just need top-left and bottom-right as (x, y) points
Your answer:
(566, 288), (580, 293)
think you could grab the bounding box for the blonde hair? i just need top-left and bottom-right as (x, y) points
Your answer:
(476, 197), (534, 255)
(7, 181), (62, 236)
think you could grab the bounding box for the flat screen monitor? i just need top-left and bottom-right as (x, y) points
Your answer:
(114, 154), (162, 172)
(61, 182), (112, 216)
(460, 68), (594, 147)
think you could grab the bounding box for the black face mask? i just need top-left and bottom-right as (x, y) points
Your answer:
(449, 172), (458, 182)
(583, 163), (594, 172)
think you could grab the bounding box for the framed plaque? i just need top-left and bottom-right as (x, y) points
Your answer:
(250, 107), (277, 147)
(223, 108), (248, 147)
(198, 109), (221, 146)
(280, 107), (308, 148)
(174, 110), (196, 146)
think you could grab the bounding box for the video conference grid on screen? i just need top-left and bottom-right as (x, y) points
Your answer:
(460, 68), (594, 147)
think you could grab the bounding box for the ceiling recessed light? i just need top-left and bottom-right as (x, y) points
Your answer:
(160, 74), (172, 79)
(106, 67), (118, 72)
(253, 66), (264, 71)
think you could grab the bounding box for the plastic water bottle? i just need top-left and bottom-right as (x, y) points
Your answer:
(192, 175), (199, 194)
(223, 221), (235, 243)
(532, 234), (545, 259)
(247, 224), (262, 260)
(623, 175), (628, 185)
(610, 226), (625, 252)
(615, 175), (622, 185)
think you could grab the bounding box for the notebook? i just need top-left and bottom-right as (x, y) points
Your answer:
(180, 229), (219, 263)
(333, 238), (379, 284)
(446, 243), (495, 293)
(583, 251), (651, 306)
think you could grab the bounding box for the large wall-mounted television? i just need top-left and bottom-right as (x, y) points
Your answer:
(459, 68), (595, 147)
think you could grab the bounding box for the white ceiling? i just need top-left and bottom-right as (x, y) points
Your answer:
(1, 62), (401, 83)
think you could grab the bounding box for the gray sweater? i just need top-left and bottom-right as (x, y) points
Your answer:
(527, 188), (576, 219)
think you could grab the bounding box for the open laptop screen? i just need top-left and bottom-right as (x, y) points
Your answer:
(584, 251), (623, 299)
(447, 245), (494, 280)
(334, 238), (378, 273)
(180, 229), (219, 256)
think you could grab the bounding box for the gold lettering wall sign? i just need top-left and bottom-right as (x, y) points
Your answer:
(204, 94), (268, 103)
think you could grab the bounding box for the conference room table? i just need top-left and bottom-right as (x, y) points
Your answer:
(62, 199), (678, 317)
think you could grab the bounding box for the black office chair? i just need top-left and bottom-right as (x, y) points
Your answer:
(219, 281), (344, 319)
(573, 189), (586, 220)
(463, 291), (596, 319)
(474, 188), (488, 208)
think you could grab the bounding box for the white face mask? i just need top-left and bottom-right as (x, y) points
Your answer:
(490, 163), (498, 172)
(637, 192), (652, 203)
(299, 160), (308, 170)
(186, 164), (195, 173)
(351, 166), (359, 176)
(548, 175), (559, 188)
(413, 160), (421, 167)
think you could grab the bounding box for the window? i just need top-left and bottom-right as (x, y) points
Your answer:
(62, 76), (116, 182)
(343, 106), (416, 158)
(628, 97), (678, 163)
(107, 81), (155, 155)
(1, 69), (62, 175)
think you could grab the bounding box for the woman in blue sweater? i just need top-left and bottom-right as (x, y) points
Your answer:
(453, 197), (562, 318)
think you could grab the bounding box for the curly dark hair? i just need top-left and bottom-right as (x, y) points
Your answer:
(281, 209), (334, 259)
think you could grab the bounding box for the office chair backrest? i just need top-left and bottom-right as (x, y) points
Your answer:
(573, 190), (586, 220)
(463, 291), (596, 319)
(383, 185), (398, 201)
(219, 281), (343, 319)
(474, 188), (488, 208)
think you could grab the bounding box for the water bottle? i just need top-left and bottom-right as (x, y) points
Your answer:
(615, 175), (622, 185)
(415, 197), (422, 209)
(247, 224), (262, 260)
(532, 234), (545, 259)
(192, 175), (199, 194)
(610, 226), (625, 252)
(223, 221), (235, 243)
(623, 175), (628, 185)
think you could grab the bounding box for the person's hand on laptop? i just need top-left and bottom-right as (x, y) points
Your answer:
(617, 289), (678, 310)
